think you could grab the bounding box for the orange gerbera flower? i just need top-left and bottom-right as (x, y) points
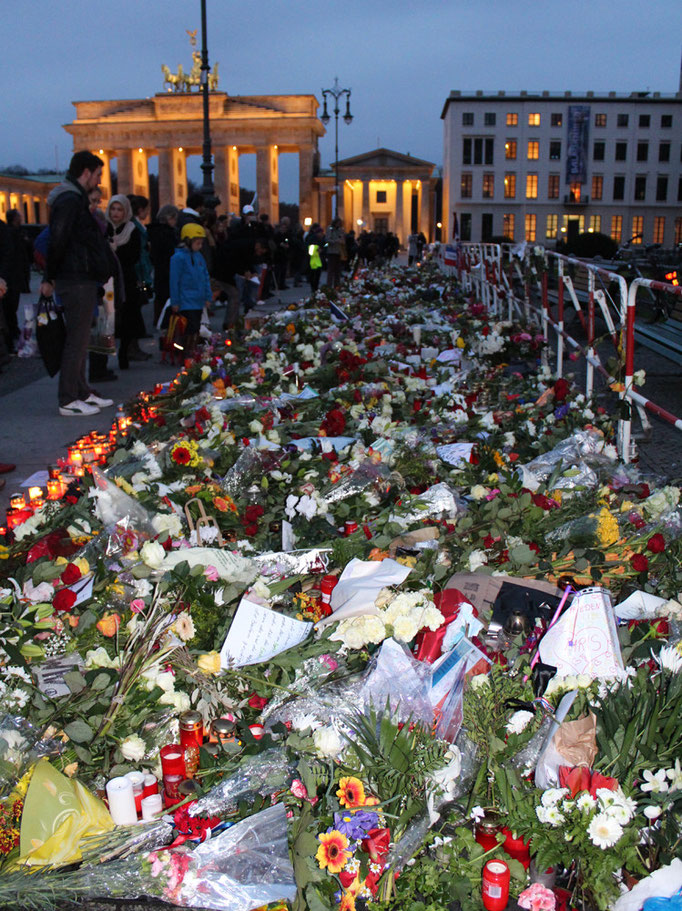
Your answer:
(339, 891), (356, 911)
(316, 830), (351, 873)
(337, 776), (366, 808)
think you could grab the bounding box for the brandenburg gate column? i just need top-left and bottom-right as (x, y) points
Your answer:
(394, 179), (404, 245)
(298, 145), (314, 225)
(256, 145), (279, 223)
(420, 181), (431, 241)
(131, 148), (150, 198)
(115, 149), (134, 196)
(227, 146), (240, 215)
(361, 180), (370, 231)
(213, 146), (228, 215)
(94, 150), (112, 202)
(158, 148), (188, 208)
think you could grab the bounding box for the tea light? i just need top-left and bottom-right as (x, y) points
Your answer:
(105, 776), (137, 825)
(68, 449), (83, 467)
(141, 793), (163, 820)
(47, 465), (61, 480)
(47, 479), (63, 500)
(28, 486), (43, 501)
(9, 493), (26, 510)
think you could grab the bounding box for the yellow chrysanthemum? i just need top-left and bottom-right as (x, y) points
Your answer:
(595, 506), (619, 547)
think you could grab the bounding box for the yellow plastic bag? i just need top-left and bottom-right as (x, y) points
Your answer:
(18, 758), (114, 866)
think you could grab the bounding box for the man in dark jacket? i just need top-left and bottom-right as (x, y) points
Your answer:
(40, 151), (115, 416)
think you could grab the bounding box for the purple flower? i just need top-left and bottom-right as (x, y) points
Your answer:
(331, 809), (379, 840)
(555, 404), (569, 420)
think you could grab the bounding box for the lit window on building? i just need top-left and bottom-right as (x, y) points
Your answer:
(631, 216), (644, 243)
(503, 213), (515, 239)
(527, 140), (539, 160)
(611, 215), (623, 243)
(548, 174), (560, 199)
(504, 173), (516, 198)
(528, 113), (540, 126)
(675, 217), (682, 245)
(526, 174), (538, 199)
(482, 173), (495, 198)
(589, 215), (601, 233)
(569, 182), (582, 202)
(525, 213), (536, 241)
(505, 140), (517, 160)
(506, 112), (518, 126)
(595, 113), (607, 127)
(546, 214), (558, 239)
(551, 113), (563, 127)
(591, 175), (603, 200)
(653, 216), (665, 244)
(461, 173), (472, 198)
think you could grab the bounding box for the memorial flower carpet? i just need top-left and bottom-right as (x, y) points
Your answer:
(0, 264), (681, 911)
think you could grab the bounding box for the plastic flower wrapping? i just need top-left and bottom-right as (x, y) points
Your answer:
(1, 261), (682, 911)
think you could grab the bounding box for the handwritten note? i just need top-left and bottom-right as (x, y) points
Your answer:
(220, 599), (312, 668)
(539, 587), (623, 678)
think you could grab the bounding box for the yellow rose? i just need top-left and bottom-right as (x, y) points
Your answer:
(456, 337), (465, 349)
(197, 651), (222, 675)
(73, 557), (90, 575)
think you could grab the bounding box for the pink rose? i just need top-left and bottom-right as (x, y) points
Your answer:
(320, 654), (339, 671)
(130, 598), (145, 614)
(204, 565), (220, 582)
(518, 883), (556, 911)
(290, 778), (308, 799)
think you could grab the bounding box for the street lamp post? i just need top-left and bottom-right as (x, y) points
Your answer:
(320, 77), (352, 220)
(199, 0), (219, 209)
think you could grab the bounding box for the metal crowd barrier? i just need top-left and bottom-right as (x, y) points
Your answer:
(437, 242), (682, 463)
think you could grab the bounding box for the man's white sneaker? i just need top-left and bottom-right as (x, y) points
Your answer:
(59, 399), (101, 416)
(85, 393), (114, 408)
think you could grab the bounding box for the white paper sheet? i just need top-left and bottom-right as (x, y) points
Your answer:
(538, 587), (623, 678)
(33, 654), (84, 698)
(21, 470), (49, 488)
(219, 598), (312, 667)
(163, 547), (256, 583)
(316, 557), (412, 629)
(614, 589), (667, 620)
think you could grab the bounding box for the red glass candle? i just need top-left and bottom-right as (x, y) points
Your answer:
(160, 744), (185, 777)
(344, 520), (358, 536)
(501, 826), (531, 869)
(475, 811), (502, 852)
(142, 773), (159, 798)
(482, 859), (510, 911)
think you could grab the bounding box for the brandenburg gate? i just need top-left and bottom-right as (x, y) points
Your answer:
(64, 91), (325, 222)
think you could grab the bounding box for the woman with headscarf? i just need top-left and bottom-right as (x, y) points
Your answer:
(105, 194), (150, 369)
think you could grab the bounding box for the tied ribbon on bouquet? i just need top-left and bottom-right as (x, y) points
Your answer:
(169, 801), (222, 848)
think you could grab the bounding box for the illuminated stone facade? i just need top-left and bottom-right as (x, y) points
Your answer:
(0, 173), (60, 224)
(64, 92), (325, 222)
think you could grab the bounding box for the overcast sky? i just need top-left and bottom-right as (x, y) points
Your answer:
(2, 0), (681, 201)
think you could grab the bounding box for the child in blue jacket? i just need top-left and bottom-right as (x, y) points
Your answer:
(169, 223), (212, 356)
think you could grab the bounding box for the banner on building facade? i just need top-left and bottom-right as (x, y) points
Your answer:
(565, 105), (590, 184)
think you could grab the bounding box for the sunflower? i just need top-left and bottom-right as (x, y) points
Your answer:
(316, 830), (351, 874)
(337, 776), (366, 809)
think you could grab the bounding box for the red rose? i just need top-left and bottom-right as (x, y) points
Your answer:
(244, 505), (264, 522)
(244, 523), (258, 537)
(553, 378), (570, 402)
(53, 588), (77, 612)
(247, 693), (268, 710)
(195, 406), (211, 423)
(631, 553), (649, 573)
(481, 325), (490, 337)
(532, 493), (560, 511)
(321, 408), (346, 436)
(646, 533), (665, 554)
(60, 563), (82, 586)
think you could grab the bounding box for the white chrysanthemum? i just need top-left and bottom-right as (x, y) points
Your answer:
(468, 549), (487, 571)
(535, 805), (551, 824)
(587, 812), (624, 849)
(641, 769), (670, 793)
(656, 645), (682, 673)
(576, 792), (597, 812)
(545, 806), (565, 827)
(541, 787), (569, 808)
(420, 605), (445, 631)
(392, 614), (420, 643)
(507, 710), (535, 736)
(313, 725), (343, 759)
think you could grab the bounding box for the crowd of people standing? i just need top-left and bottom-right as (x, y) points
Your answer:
(1, 152), (410, 416)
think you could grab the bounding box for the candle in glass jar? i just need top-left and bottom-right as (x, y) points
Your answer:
(28, 486), (43, 501)
(105, 776), (138, 825)
(47, 479), (62, 500)
(482, 859), (510, 911)
(142, 773), (159, 798)
(125, 770), (146, 815)
(9, 493), (26, 510)
(141, 792), (163, 820)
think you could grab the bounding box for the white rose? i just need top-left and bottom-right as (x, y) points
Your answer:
(313, 725), (344, 759)
(201, 365), (211, 380)
(84, 646), (116, 669)
(152, 513), (183, 538)
(470, 485), (488, 501)
(140, 540), (166, 569)
(160, 690), (191, 712)
(120, 733), (147, 762)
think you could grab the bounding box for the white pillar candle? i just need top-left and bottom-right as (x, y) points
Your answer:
(106, 776), (138, 825)
(141, 793), (163, 820)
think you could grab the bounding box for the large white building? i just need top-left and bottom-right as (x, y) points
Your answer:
(441, 89), (682, 248)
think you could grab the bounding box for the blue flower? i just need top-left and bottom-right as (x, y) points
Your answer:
(331, 809), (379, 840)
